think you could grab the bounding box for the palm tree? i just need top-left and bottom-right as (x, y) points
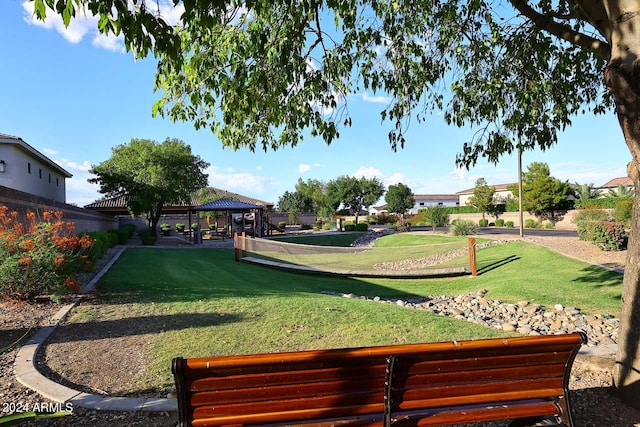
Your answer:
(609, 184), (635, 198)
(574, 183), (602, 207)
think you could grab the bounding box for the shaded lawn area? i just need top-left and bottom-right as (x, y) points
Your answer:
(65, 241), (622, 395)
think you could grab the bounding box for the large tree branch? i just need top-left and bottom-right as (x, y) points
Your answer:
(567, 0), (612, 40)
(509, 0), (611, 60)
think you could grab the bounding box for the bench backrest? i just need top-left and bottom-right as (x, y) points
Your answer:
(172, 333), (585, 427)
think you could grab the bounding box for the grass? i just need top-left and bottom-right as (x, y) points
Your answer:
(63, 239), (623, 395)
(255, 233), (487, 272)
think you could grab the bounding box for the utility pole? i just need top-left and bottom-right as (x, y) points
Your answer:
(518, 144), (524, 238)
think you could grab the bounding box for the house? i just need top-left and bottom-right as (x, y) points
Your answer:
(0, 133), (72, 203)
(456, 184), (515, 206)
(598, 177), (634, 195)
(411, 194), (459, 214)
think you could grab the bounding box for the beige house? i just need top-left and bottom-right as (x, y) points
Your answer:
(456, 184), (515, 206)
(0, 133), (72, 203)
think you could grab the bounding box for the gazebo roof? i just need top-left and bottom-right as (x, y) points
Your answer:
(194, 198), (265, 211)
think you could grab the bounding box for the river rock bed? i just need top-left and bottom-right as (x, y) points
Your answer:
(321, 289), (618, 347)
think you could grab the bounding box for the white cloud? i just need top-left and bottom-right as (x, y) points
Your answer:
(206, 165), (278, 202)
(56, 159), (92, 173)
(384, 172), (405, 187)
(22, 1), (95, 44)
(92, 33), (125, 53)
(353, 166), (383, 179)
(21, 0), (183, 53)
(297, 164), (311, 173)
(43, 148), (58, 155)
(361, 92), (391, 104)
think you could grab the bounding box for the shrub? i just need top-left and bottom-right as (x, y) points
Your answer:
(138, 228), (156, 245)
(420, 205), (449, 230)
(120, 223), (136, 238)
(573, 208), (610, 240)
(478, 219), (489, 227)
(585, 221), (627, 251)
(494, 219), (505, 227)
(322, 223), (331, 230)
(278, 221), (287, 229)
(175, 223), (186, 233)
(355, 223), (369, 232)
(111, 227), (130, 243)
(524, 219), (540, 228)
(394, 222), (411, 232)
(614, 199), (633, 226)
(543, 221), (555, 229)
(105, 230), (119, 248)
(160, 223), (171, 236)
(505, 221), (514, 228)
(344, 224), (357, 232)
(300, 224), (313, 230)
(450, 220), (479, 236)
(191, 223), (198, 231)
(0, 206), (94, 300)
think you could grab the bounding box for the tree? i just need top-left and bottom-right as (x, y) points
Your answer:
(326, 176), (384, 224)
(89, 138), (209, 233)
(420, 205), (450, 232)
(31, 0), (640, 405)
(385, 183), (415, 220)
(610, 183), (636, 198)
(276, 190), (313, 214)
(507, 163), (572, 223)
(573, 182), (602, 207)
(294, 178), (332, 218)
(467, 178), (496, 221)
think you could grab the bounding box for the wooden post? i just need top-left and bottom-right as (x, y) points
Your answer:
(242, 231), (247, 257)
(469, 237), (477, 277)
(234, 232), (239, 262)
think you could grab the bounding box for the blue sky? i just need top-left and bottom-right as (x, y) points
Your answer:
(0, 1), (631, 207)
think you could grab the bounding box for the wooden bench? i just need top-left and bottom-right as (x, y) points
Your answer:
(172, 333), (586, 427)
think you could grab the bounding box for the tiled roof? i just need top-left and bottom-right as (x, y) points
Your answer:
(599, 177), (633, 188)
(84, 187), (273, 211)
(414, 194), (459, 201)
(195, 198), (265, 210)
(0, 133), (73, 177)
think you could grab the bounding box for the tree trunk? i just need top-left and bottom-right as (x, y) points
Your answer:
(607, 62), (640, 408)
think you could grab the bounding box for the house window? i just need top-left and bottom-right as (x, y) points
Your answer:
(28, 163), (31, 174)
(438, 202), (443, 206)
(56, 177), (59, 186)
(48, 173), (51, 183)
(419, 202), (424, 206)
(39, 169), (42, 179)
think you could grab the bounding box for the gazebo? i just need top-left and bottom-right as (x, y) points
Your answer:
(193, 198), (266, 243)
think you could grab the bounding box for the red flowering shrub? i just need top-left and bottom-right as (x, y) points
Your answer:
(0, 205), (95, 300)
(585, 221), (627, 251)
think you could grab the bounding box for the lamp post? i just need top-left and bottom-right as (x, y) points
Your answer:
(518, 144), (524, 238)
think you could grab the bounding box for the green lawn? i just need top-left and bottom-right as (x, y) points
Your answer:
(64, 240), (623, 395)
(257, 233), (487, 272)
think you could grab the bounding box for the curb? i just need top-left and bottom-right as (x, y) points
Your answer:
(13, 247), (177, 412)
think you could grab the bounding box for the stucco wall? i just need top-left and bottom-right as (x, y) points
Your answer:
(0, 145), (67, 202)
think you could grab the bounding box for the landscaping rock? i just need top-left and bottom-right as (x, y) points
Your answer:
(321, 289), (618, 347)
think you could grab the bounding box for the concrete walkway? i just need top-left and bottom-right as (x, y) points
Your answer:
(13, 247), (177, 412)
(13, 241), (618, 413)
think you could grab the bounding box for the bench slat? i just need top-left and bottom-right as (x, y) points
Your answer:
(192, 401), (385, 426)
(173, 333), (586, 427)
(392, 400), (560, 426)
